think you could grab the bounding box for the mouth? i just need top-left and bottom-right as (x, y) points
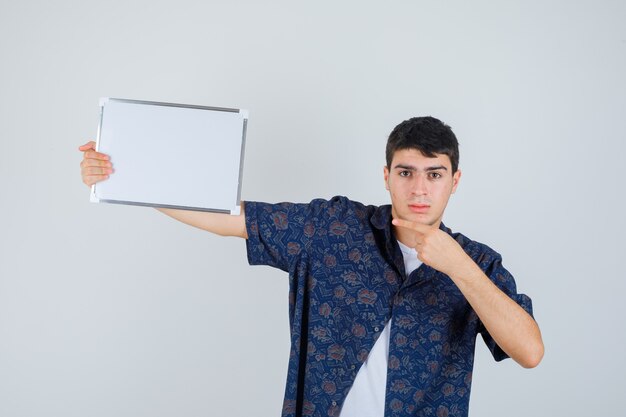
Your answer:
(408, 204), (430, 213)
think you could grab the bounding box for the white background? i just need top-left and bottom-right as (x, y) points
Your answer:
(1, 1), (625, 416)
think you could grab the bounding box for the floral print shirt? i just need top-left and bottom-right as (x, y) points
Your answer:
(245, 196), (533, 417)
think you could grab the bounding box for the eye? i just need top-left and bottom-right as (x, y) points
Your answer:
(428, 172), (442, 179)
(399, 170), (411, 177)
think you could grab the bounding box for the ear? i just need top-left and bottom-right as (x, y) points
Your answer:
(383, 166), (390, 190)
(451, 169), (462, 194)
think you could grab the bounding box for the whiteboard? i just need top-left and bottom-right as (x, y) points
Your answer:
(91, 98), (248, 215)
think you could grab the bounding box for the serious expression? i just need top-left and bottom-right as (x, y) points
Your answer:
(384, 148), (461, 228)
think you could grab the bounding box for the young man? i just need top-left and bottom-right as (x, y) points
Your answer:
(79, 116), (543, 417)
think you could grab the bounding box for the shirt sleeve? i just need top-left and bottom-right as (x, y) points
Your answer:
(244, 200), (318, 272)
(478, 254), (534, 362)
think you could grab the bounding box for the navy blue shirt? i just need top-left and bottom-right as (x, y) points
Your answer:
(245, 196), (533, 417)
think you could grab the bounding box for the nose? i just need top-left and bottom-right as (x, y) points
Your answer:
(411, 174), (428, 196)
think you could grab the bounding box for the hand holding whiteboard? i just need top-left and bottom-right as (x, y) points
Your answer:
(91, 98), (248, 215)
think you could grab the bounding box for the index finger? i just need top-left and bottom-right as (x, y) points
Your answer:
(83, 150), (110, 161)
(391, 218), (432, 234)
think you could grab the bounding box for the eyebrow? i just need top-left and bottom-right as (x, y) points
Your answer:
(393, 164), (448, 172)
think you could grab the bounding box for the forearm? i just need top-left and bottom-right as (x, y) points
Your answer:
(156, 203), (248, 238)
(449, 261), (544, 368)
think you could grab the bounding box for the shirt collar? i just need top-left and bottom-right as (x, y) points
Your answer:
(370, 204), (391, 230)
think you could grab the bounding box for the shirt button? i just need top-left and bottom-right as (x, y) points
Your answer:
(350, 364), (355, 370)
(332, 401), (337, 406)
(374, 326), (380, 332)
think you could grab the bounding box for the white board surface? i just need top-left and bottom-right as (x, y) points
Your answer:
(91, 98), (248, 214)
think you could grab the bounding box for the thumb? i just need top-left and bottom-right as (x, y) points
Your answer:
(78, 141), (96, 152)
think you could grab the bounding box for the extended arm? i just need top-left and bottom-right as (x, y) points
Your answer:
(79, 141), (247, 239)
(392, 218), (544, 369)
(156, 207), (247, 238)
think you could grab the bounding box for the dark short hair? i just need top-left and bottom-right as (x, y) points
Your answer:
(386, 116), (459, 173)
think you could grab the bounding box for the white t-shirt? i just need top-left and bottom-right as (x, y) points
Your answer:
(339, 241), (422, 417)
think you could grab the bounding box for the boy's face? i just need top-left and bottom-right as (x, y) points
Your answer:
(384, 148), (461, 228)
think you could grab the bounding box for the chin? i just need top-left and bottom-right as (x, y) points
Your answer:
(408, 213), (441, 227)
(402, 213), (431, 224)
